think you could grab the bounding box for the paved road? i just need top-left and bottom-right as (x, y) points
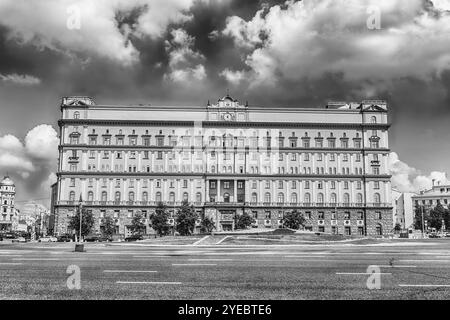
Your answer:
(1, 239), (450, 299)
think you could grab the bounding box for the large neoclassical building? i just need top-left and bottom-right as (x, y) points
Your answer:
(0, 175), (18, 232)
(53, 95), (392, 237)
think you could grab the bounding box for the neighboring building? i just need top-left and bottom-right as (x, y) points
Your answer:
(412, 182), (450, 221)
(20, 202), (50, 236)
(0, 175), (18, 231)
(54, 96), (392, 237)
(391, 188), (417, 230)
(49, 182), (58, 235)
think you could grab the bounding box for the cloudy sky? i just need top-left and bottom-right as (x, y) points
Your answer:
(0, 0), (450, 208)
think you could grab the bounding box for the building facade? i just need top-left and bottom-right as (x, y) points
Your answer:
(392, 189), (417, 230)
(412, 182), (450, 216)
(0, 175), (18, 231)
(54, 96), (393, 237)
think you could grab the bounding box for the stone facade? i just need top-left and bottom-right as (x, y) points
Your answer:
(54, 96), (393, 237)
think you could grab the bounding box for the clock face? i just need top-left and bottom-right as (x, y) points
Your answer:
(223, 113), (233, 121)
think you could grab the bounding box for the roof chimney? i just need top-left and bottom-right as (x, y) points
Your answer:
(432, 179), (436, 187)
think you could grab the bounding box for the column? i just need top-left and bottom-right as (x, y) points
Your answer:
(217, 179), (221, 202)
(233, 180), (237, 203)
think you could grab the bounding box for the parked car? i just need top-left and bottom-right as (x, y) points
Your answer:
(3, 232), (18, 239)
(38, 236), (57, 242)
(12, 237), (28, 243)
(57, 234), (73, 242)
(124, 234), (143, 242)
(0, 234), (3, 241)
(84, 234), (112, 242)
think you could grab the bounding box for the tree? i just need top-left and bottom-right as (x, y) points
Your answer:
(394, 223), (402, 232)
(175, 200), (198, 236)
(200, 216), (215, 234)
(282, 209), (306, 230)
(414, 206), (429, 230)
(100, 216), (115, 238)
(235, 212), (255, 230)
(129, 211), (146, 235)
(429, 203), (446, 230)
(68, 208), (94, 239)
(150, 202), (171, 237)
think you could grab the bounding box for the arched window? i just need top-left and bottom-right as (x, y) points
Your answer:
(330, 193), (337, 204)
(223, 193), (230, 203)
(264, 192), (271, 204)
(223, 166), (227, 173)
(156, 192), (162, 203)
(101, 191), (107, 202)
(142, 192), (148, 202)
(211, 165), (216, 173)
(304, 193), (311, 204)
(291, 193), (298, 204)
(169, 192), (175, 203)
(129, 191), (135, 202)
(183, 192), (189, 202)
(317, 193), (324, 204)
(228, 166), (232, 173)
(277, 193), (284, 203)
(374, 193), (381, 204)
(196, 192), (202, 203)
(343, 193), (350, 204)
(73, 111), (80, 119)
(115, 191), (121, 202)
(69, 191), (75, 202)
(356, 193), (363, 204)
(376, 223), (383, 236)
(87, 191), (94, 202)
(251, 192), (258, 203)
(370, 116), (377, 124)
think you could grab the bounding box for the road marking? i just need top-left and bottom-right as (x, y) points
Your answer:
(399, 260), (450, 263)
(12, 258), (60, 261)
(104, 270), (158, 273)
(399, 284), (450, 288)
(193, 236), (210, 246)
(0, 263), (22, 265)
(188, 259), (233, 261)
(379, 265), (417, 268)
(284, 255), (326, 258)
(116, 281), (182, 285)
(336, 272), (392, 275)
(133, 256), (172, 258)
(172, 263), (217, 266)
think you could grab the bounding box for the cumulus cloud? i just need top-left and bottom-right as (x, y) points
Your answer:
(0, 0), (201, 65)
(221, 0), (450, 87)
(0, 125), (58, 194)
(164, 28), (207, 82)
(0, 73), (41, 85)
(220, 68), (247, 85)
(25, 124), (59, 161)
(389, 152), (450, 193)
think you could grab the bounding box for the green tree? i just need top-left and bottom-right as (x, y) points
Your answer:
(175, 200), (198, 236)
(68, 208), (94, 239)
(150, 202), (171, 237)
(282, 209), (306, 230)
(100, 216), (115, 238)
(200, 216), (215, 234)
(394, 223), (401, 232)
(129, 211), (146, 235)
(235, 212), (255, 230)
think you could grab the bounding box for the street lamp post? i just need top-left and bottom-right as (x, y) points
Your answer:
(421, 205), (425, 237)
(75, 196), (84, 252)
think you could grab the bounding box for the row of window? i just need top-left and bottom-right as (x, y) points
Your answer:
(67, 178), (383, 190)
(251, 210), (384, 220)
(67, 191), (383, 205)
(68, 129), (383, 149)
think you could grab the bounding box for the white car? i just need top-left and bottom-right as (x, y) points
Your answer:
(38, 236), (57, 242)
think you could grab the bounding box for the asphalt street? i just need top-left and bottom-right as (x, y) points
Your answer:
(1, 239), (450, 299)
